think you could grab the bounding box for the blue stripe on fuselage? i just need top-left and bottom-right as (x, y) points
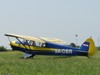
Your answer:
(11, 45), (87, 56)
(46, 41), (79, 50)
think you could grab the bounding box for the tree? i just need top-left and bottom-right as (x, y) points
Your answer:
(69, 43), (76, 47)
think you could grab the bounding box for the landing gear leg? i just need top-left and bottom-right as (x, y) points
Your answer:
(21, 53), (35, 59)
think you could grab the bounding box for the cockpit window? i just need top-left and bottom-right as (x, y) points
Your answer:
(30, 41), (36, 46)
(29, 41), (46, 47)
(16, 40), (46, 47)
(16, 41), (20, 44)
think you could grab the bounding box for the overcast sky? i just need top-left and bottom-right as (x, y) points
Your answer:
(0, 0), (100, 48)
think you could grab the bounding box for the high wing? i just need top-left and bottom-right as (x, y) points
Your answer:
(40, 37), (67, 45)
(5, 33), (45, 43)
(5, 33), (67, 45)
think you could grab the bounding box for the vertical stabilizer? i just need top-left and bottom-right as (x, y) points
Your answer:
(80, 38), (96, 56)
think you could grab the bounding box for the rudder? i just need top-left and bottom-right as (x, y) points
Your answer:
(80, 38), (96, 56)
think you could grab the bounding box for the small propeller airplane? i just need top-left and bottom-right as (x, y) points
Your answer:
(5, 33), (96, 58)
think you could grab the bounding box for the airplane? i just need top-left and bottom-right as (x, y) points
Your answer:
(5, 33), (96, 58)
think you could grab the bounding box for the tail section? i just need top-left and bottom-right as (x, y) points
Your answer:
(80, 38), (96, 56)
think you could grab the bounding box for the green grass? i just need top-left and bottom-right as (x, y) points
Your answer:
(0, 51), (100, 75)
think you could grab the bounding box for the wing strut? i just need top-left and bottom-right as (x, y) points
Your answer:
(7, 37), (11, 42)
(16, 38), (34, 58)
(16, 37), (31, 52)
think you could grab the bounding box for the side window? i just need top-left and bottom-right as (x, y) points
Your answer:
(35, 41), (40, 47)
(29, 41), (46, 47)
(30, 41), (36, 46)
(32, 41), (36, 46)
(23, 40), (28, 45)
(41, 43), (46, 47)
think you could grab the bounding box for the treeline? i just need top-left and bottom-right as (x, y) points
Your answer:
(96, 46), (100, 50)
(0, 46), (8, 51)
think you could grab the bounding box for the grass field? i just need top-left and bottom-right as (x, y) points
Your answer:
(0, 50), (100, 75)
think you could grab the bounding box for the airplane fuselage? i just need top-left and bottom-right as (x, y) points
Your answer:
(10, 41), (87, 56)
